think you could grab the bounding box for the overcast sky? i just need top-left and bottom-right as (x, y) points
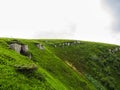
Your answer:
(0, 0), (120, 45)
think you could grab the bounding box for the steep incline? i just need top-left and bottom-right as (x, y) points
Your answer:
(46, 40), (120, 90)
(0, 38), (96, 90)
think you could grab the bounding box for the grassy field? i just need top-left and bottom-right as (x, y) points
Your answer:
(0, 38), (119, 90)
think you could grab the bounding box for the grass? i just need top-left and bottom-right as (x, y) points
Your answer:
(0, 38), (96, 90)
(46, 40), (120, 90)
(0, 38), (119, 90)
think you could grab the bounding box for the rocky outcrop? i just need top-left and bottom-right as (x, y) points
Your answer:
(50, 41), (81, 48)
(20, 45), (29, 54)
(9, 43), (21, 53)
(9, 43), (31, 59)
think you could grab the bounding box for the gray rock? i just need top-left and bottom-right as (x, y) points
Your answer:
(36, 43), (45, 49)
(9, 43), (21, 53)
(21, 45), (28, 53)
(10, 43), (32, 59)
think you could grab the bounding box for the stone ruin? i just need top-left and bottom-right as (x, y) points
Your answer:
(9, 43), (31, 59)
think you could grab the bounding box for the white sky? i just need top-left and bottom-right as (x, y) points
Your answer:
(0, 0), (119, 45)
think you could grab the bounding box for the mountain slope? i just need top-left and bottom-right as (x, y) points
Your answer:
(46, 40), (120, 90)
(0, 38), (97, 90)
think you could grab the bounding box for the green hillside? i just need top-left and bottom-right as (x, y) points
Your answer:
(46, 40), (120, 90)
(0, 38), (119, 90)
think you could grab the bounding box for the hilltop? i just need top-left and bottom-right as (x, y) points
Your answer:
(0, 38), (119, 90)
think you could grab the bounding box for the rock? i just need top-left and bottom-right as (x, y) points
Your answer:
(10, 43), (32, 59)
(9, 43), (21, 53)
(36, 43), (45, 49)
(21, 44), (28, 53)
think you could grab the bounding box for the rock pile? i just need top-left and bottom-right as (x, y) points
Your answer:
(108, 47), (120, 53)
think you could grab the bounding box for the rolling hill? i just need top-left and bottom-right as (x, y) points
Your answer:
(0, 38), (119, 90)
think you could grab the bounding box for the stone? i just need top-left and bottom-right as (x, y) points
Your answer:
(9, 43), (21, 53)
(10, 43), (32, 59)
(21, 45), (29, 53)
(36, 43), (44, 49)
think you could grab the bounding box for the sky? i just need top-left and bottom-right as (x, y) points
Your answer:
(0, 0), (120, 45)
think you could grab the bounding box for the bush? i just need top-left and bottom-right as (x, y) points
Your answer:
(101, 77), (115, 90)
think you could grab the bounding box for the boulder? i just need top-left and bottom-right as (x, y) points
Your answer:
(21, 45), (28, 53)
(9, 43), (21, 53)
(10, 43), (32, 59)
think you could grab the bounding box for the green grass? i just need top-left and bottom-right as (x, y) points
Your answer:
(0, 38), (119, 90)
(46, 40), (120, 90)
(0, 38), (96, 90)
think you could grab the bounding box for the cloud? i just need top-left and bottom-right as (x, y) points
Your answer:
(104, 0), (120, 32)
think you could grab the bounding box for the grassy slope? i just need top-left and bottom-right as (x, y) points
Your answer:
(0, 38), (97, 90)
(46, 40), (120, 90)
